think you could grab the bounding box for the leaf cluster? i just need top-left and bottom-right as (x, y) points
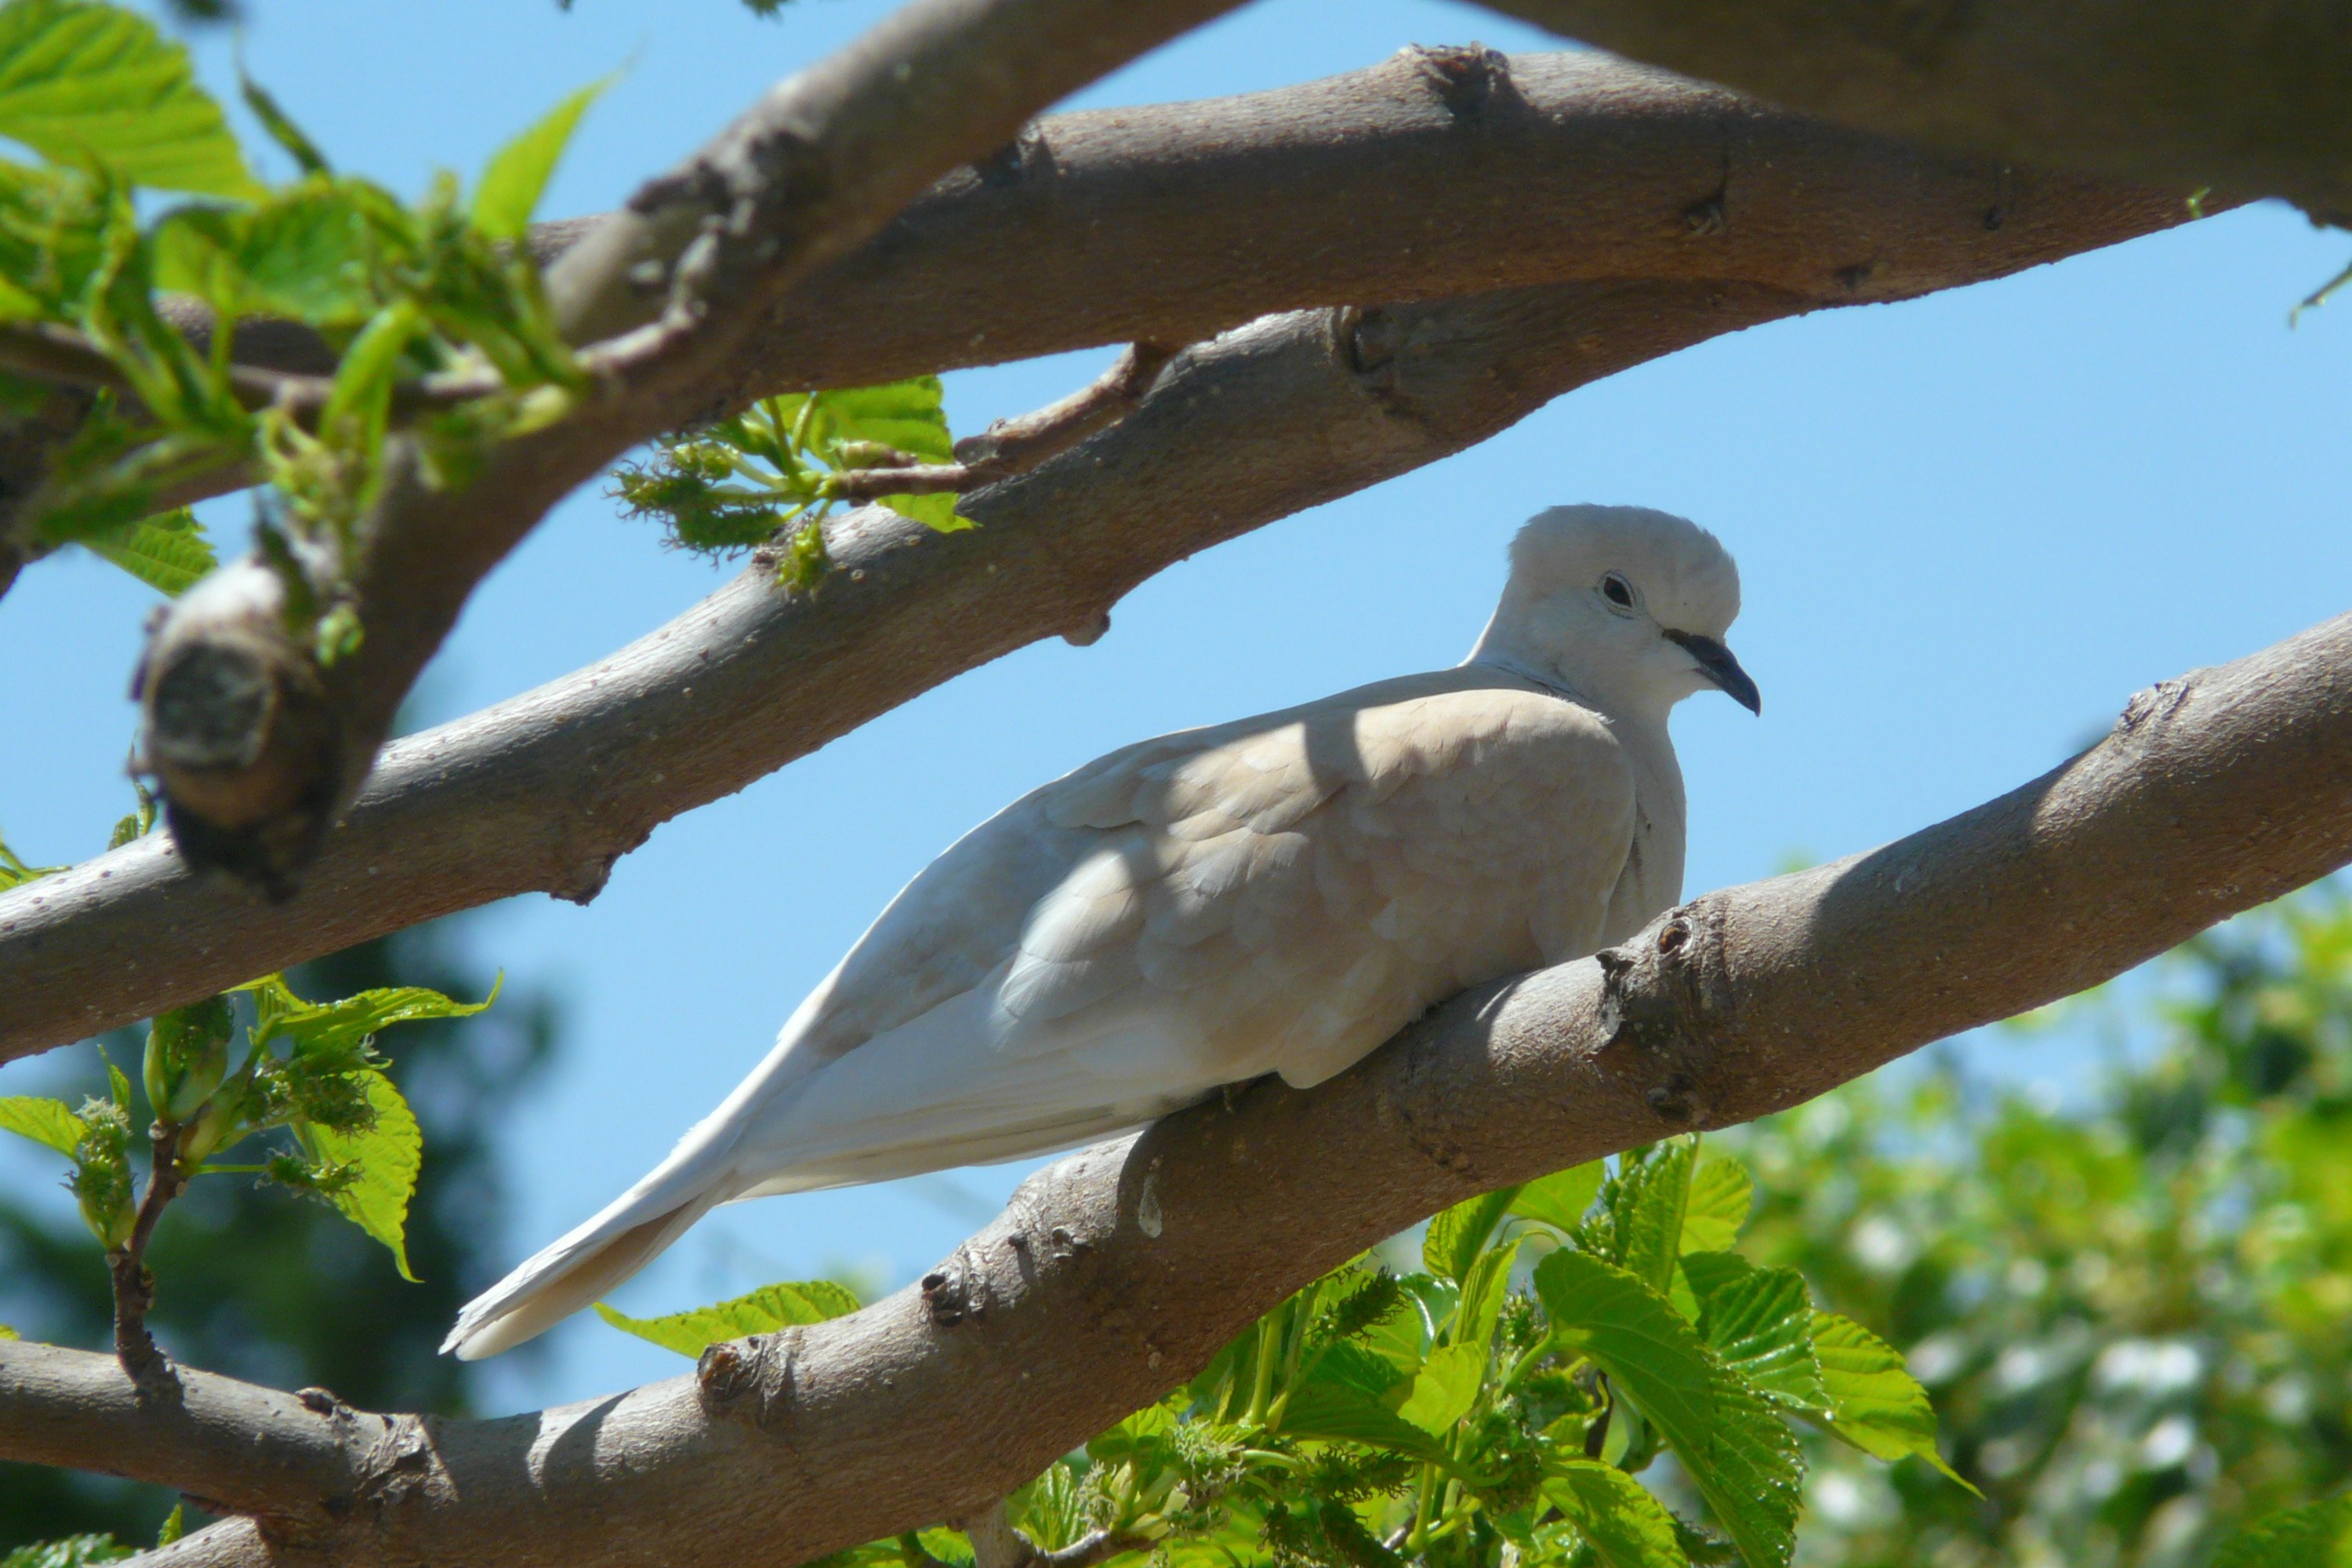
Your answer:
(612, 379), (967, 590)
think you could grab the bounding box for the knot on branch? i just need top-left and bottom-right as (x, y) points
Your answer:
(698, 1329), (799, 1428)
(2116, 675), (2195, 739)
(351, 1412), (454, 1522)
(138, 560), (344, 894)
(1594, 900), (1737, 1128)
(922, 1241), (1003, 1327)
(1406, 43), (1513, 121)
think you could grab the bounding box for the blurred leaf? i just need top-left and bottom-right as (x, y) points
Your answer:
(77, 506), (211, 594)
(1807, 1312), (1973, 1490)
(152, 183), (388, 325)
(2213, 1494), (2352, 1567)
(0, 829), (64, 890)
(1424, 1184), (1520, 1285)
(596, 1277), (862, 1357)
(1393, 1341), (1483, 1434)
(1454, 1235), (1521, 1362)
(471, 76), (606, 241)
(238, 64), (325, 176)
(1509, 1160), (1602, 1234)
(1679, 1155), (1751, 1254)
(1537, 1249), (1802, 1568)
(0, 0), (260, 198)
(0, 1537), (133, 1568)
(0, 1096), (83, 1156)
(1544, 1459), (1692, 1568)
(153, 1506), (182, 1548)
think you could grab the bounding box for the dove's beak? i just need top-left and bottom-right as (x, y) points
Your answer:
(1665, 630), (1762, 715)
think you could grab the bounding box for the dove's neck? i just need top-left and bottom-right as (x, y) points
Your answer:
(1465, 628), (1687, 732)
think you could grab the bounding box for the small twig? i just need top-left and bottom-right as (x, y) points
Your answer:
(828, 342), (1177, 504)
(108, 1120), (189, 1381)
(954, 1502), (1148, 1568)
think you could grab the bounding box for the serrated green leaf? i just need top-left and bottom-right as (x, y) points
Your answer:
(1393, 1340), (1484, 1434)
(1083, 1399), (1176, 1465)
(1699, 1266), (1825, 1414)
(472, 76), (606, 241)
(1543, 1460), (1691, 1568)
(1424, 1184), (1520, 1284)
(1807, 1311), (1974, 1491)
(2212, 1494), (2352, 1568)
(0, 0), (260, 198)
(1276, 1379), (1462, 1470)
(1536, 1250), (1803, 1568)
(0, 1536), (133, 1568)
(0, 1096), (81, 1156)
(1509, 1160), (1602, 1233)
(243, 973), (496, 1056)
(151, 183), (387, 325)
(78, 506), (212, 594)
(1617, 1138), (1697, 1292)
(596, 1277), (862, 1356)
(1679, 1155), (1751, 1254)
(802, 378), (968, 534)
(1678, 1248), (1751, 1305)
(153, 1505), (183, 1548)
(1454, 1235), (1521, 1362)
(296, 1069), (420, 1279)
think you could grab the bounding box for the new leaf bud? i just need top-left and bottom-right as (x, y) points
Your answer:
(143, 996), (234, 1124)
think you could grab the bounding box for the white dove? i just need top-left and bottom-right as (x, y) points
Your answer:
(445, 503), (1758, 1359)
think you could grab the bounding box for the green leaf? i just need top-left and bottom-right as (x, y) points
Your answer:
(1393, 1340), (1484, 1434)
(1616, 1137), (1697, 1292)
(1423, 1184), (1521, 1284)
(238, 64), (326, 177)
(78, 506), (212, 594)
(243, 972), (496, 1057)
(596, 1277), (862, 1356)
(154, 1506), (183, 1548)
(473, 76), (607, 240)
(0, 1537), (133, 1568)
(1536, 1250), (1802, 1568)
(1508, 1160), (1602, 1233)
(1543, 1460), (1692, 1568)
(2213, 1494), (2352, 1568)
(1679, 1155), (1751, 1254)
(1697, 1266), (1825, 1414)
(1807, 1312), (1974, 1491)
(296, 1069), (421, 1279)
(1276, 1378), (1462, 1470)
(0, 1322), (17, 1339)
(800, 378), (966, 533)
(0, 0), (260, 198)
(151, 183), (387, 326)
(0, 829), (64, 891)
(0, 1096), (81, 1156)
(1454, 1234), (1521, 1362)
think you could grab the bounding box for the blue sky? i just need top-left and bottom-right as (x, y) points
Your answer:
(2, 0), (2349, 1412)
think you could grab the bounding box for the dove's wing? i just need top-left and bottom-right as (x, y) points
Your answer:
(448, 667), (1644, 1359)
(724, 667), (1642, 1181)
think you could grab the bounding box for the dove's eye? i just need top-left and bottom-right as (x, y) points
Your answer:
(1600, 572), (1636, 611)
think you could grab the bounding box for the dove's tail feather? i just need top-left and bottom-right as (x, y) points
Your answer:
(442, 1115), (753, 1360)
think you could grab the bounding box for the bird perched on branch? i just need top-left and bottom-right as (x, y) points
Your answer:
(445, 504), (1759, 1359)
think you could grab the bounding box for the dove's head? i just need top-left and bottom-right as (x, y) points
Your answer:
(1472, 504), (1759, 720)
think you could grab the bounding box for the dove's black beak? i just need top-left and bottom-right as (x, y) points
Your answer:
(1664, 630), (1762, 715)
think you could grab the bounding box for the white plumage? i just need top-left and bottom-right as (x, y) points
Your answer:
(445, 504), (1756, 1359)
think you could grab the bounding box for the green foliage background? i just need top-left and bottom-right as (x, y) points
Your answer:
(0, 920), (559, 1548)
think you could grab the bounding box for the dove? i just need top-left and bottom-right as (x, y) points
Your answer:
(445, 503), (1758, 1359)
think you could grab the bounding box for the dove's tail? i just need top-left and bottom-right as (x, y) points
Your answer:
(441, 1116), (750, 1361)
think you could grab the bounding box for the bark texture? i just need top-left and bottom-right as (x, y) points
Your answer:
(1487, 0), (2352, 221)
(9, 604), (2349, 1568)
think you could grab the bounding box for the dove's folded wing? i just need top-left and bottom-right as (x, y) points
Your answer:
(724, 671), (1642, 1182)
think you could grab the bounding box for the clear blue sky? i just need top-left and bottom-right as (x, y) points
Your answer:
(2, 0), (2348, 1413)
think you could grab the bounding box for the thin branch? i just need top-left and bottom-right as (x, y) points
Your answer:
(11, 604), (2348, 1568)
(107, 1121), (188, 1379)
(129, 0), (1246, 891)
(829, 341), (1178, 501)
(0, 165), (2196, 1062)
(1479, 0), (2352, 221)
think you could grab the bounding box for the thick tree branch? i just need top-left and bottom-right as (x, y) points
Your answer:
(12, 605), (2350, 1568)
(0, 161), (2193, 1063)
(130, 0), (1242, 890)
(1481, 0), (2352, 222)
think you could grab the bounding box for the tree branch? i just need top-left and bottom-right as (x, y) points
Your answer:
(129, 0), (1243, 891)
(1479, 0), (2352, 222)
(11, 604), (2350, 1568)
(0, 156), (2193, 1063)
